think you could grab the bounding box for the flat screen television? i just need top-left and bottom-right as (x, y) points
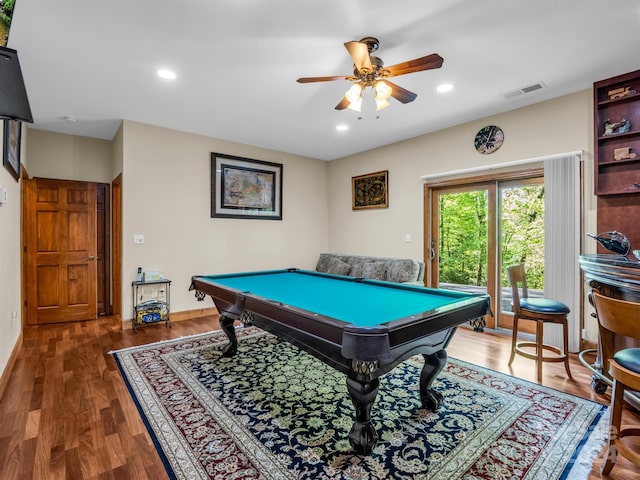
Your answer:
(0, 45), (33, 123)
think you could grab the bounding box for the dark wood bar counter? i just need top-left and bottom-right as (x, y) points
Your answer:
(579, 253), (640, 409)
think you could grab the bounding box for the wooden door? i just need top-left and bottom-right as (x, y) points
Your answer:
(25, 178), (97, 324)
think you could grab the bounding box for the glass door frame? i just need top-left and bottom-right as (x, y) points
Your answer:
(424, 166), (544, 332)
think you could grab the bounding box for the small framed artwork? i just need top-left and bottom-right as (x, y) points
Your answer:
(211, 152), (283, 220)
(352, 170), (389, 210)
(3, 119), (21, 182)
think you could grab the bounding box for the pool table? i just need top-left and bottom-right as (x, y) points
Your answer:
(190, 268), (489, 453)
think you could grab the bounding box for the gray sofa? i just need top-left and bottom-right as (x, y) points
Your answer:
(315, 253), (425, 285)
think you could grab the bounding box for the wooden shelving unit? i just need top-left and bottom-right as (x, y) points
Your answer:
(594, 70), (640, 195)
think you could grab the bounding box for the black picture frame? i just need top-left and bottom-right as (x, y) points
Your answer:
(211, 152), (283, 220)
(352, 170), (389, 210)
(3, 119), (21, 181)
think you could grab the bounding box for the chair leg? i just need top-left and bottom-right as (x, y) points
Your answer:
(602, 379), (625, 475)
(536, 320), (543, 382)
(508, 315), (519, 366)
(562, 318), (572, 379)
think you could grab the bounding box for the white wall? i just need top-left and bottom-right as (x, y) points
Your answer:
(120, 121), (329, 317)
(0, 125), (26, 376)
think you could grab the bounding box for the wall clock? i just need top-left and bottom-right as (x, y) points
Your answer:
(474, 125), (504, 154)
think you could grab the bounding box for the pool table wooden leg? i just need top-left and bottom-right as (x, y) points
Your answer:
(220, 315), (238, 357)
(346, 376), (380, 454)
(420, 349), (447, 411)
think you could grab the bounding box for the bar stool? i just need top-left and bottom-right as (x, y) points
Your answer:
(507, 264), (572, 382)
(591, 291), (640, 475)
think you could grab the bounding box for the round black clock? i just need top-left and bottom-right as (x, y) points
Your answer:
(474, 125), (504, 154)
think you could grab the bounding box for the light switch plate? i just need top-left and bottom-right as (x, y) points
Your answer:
(133, 234), (144, 244)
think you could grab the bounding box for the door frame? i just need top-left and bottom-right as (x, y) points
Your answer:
(111, 174), (122, 317)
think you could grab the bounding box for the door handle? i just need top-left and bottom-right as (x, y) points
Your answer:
(430, 240), (435, 260)
(87, 255), (95, 260)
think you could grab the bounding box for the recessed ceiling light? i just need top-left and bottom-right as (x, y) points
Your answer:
(157, 69), (177, 80)
(437, 83), (454, 93)
(62, 116), (77, 122)
(336, 124), (349, 131)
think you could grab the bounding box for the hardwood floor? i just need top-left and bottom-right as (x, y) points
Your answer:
(1, 316), (639, 479)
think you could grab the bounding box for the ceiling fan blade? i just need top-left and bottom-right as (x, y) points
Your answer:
(344, 41), (372, 72)
(335, 97), (350, 110)
(297, 75), (349, 83)
(385, 80), (417, 104)
(384, 53), (444, 77)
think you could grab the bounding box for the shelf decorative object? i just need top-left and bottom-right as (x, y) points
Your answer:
(603, 118), (631, 136)
(614, 147), (636, 161)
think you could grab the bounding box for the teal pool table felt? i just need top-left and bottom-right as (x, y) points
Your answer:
(203, 270), (468, 327)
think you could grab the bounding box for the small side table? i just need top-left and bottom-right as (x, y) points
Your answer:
(131, 279), (171, 332)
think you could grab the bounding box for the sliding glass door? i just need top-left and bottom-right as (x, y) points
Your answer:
(428, 176), (543, 331)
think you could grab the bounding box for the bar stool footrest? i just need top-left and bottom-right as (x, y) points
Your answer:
(514, 341), (568, 362)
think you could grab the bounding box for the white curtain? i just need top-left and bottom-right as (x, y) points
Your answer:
(543, 151), (582, 352)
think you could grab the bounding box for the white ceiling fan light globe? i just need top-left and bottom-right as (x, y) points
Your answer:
(345, 84), (363, 111)
(374, 81), (392, 100)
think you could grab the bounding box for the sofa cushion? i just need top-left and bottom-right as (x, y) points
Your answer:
(315, 253), (334, 273)
(362, 262), (387, 281)
(386, 259), (420, 283)
(325, 256), (352, 276)
(346, 257), (366, 277)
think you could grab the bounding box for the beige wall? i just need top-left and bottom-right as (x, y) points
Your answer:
(120, 121), (329, 317)
(112, 123), (123, 180)
(0, 126), (26, 376)
(327, 89), (595, 257)
(26, 129), (113, 182)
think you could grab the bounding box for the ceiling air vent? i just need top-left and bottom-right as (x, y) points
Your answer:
(502, 82), (546, 99)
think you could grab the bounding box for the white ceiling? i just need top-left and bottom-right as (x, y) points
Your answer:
(8, 0), (640, 161)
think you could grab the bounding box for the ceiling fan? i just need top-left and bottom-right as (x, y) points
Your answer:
(297, 37), (443, 112)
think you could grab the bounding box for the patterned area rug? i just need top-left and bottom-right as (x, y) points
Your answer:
(112, 327), (608, 479)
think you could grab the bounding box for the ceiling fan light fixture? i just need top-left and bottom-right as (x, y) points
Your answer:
(347, 98), (362, 112)
(374, 81), (392, 100)
(375, 98), (391, 111)
(298, 37), (442, 112)
(374, 80), (392, 110)
(345, 84), (363, 111)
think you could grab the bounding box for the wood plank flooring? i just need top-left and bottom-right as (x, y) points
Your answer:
(1, 315), (639, 479)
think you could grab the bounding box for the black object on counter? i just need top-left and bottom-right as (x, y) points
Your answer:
(587, 231), (631, 256)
